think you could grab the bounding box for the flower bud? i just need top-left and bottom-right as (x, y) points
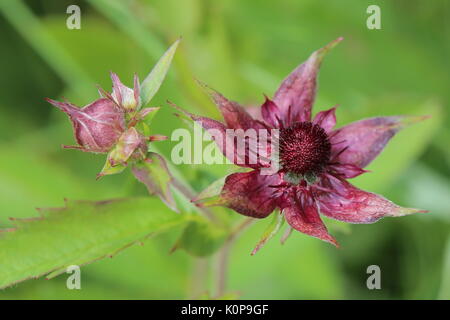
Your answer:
(46, 97), (125, 153)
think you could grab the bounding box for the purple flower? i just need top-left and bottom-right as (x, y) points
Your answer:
(179, 38), (427, 247)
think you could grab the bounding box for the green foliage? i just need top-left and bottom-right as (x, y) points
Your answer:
(0, 197), (188, 289)
(173, 215), (228, 257)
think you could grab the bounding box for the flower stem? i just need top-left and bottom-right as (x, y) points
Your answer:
(215, 217), (254, 297)
(171, 177), (219, 223)
(216, 240), (231, 297)
(189, 258), (209, 299)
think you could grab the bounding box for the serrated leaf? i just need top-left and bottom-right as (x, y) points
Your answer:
(140, 39), (180, 106)
(173, 215), (228, 257)
(252, 210), (284, 255)
(0, 197), (188, 289)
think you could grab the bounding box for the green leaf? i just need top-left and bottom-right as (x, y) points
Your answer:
(140, 39), (180, 106)
(173, 215), (228, 257)
(131, 153), (177, 211)
(251, 210), (284, 255)
(0, 197), (187, 289)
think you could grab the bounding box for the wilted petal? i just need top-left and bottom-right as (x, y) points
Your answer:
(283, 193), (338, 246)
(330, 115), (427, 168)
(47, 97), (125, 153)
(197, 80), (267, 130)
(261, 96), (282, 128)
(273, 37), (343, 126)
(110, 72), (140, 111)
(212, 170), (281, 218)
(317, 176), (427, 224)
(328, 163), (368, 179)
(313, 106), (337, 133)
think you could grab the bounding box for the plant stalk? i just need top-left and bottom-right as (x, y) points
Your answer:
(215, 217), (254, 297)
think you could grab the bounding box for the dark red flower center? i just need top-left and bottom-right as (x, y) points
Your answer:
(279, 122), (331, 178)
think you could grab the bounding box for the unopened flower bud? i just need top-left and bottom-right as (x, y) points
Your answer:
(46, 97), (125, 153)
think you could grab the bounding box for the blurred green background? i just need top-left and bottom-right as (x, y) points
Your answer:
(0, 0), (449, 299)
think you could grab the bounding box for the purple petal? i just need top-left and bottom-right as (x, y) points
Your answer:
(246, 105), (264, 122)
(330, 116), (428, 168)
(313, 106), (337, 133)
(110, 72), (124, 104)
(47, 98), (125, 153)
(317, 175), (427, 224)
(218, 170), (281, 218)
(283, 193), (338, 246)
(328, 163), (368, 179)
(169, 102), (269, 168)
(273, 37), (343, 126)
(261, 96), (282, 128)
(197, 80), (267, 130)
